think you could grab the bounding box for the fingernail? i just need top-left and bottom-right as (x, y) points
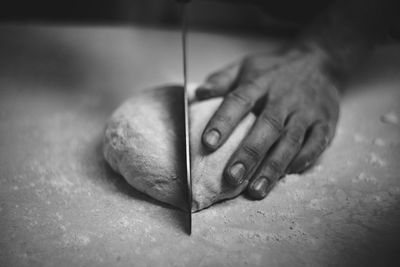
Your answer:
(204, 129), (220, 147)
(228, 162), (246, 185)
(196, 83), (214, 99)
(251, 177), (269, 199)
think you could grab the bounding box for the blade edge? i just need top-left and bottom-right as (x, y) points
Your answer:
(181, 1), (192, 235)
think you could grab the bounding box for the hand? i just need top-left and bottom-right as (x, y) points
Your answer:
(196, 45), (340, 199)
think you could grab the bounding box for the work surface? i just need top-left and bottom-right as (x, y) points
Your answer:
(0, 25), (399, 267)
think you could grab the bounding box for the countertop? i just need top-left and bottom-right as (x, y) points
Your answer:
(0, 24), (399, 267)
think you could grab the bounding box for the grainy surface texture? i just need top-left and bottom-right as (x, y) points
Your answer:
(0, 25), (399, 267)
(103, 86), (187, 210)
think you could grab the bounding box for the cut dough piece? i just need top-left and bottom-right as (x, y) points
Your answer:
(103, 86), (186, 209)
(103, 85), (255, 211)
(190, 96), (255, 210)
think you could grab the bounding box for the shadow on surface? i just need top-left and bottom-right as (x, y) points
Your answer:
(335, 202), (400, 267)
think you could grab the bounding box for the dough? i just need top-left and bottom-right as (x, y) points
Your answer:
(103, 85), (255, 211)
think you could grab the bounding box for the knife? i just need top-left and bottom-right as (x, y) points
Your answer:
(180, 0), (192, 235)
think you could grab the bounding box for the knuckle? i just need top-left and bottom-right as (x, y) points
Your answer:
(286, 128), (304, 148)
(241, 78), (264, 93)
(212, 113), (234, 129)
(281, 147), (295, 163)
(260, 112), (284, 134)
(241, 144), (263, 162)
(265, 159), (284, 175)
(227, 91), (254, 109)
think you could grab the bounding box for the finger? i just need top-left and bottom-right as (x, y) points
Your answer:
(196, 63), (240, 100)
(287, 123), (332, 173)
(202, 79), (266, 151)
(187, 83), (199, 104)
(223, 104), (287, 186)
(247, 114), (309, 199)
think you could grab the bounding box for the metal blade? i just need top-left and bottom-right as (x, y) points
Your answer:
(180, 1), (192, 235)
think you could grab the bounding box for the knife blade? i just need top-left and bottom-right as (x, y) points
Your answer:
(180, 1), (192, 235)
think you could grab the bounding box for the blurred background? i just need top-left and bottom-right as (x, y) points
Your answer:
(0, 0), (333, 34)
(3, 0), (400, 40)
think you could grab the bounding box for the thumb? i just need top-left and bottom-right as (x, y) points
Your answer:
(196, 62), (240, 100)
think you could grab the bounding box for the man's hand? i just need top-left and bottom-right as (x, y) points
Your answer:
(196, 46), (340, 199)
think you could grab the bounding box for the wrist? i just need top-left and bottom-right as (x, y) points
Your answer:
(291, 0), (395, 83)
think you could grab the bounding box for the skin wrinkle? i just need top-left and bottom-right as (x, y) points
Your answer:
(196, 0), (395, 199)
(227, 91), (255, 109)
(200, 49), (339, 196)
(286, 127), (306, 148)
(259, 110), (285, 135)
(241, 144), (263, 162)
(209, 114), (235, 130)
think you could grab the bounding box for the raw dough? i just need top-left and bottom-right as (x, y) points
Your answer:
(103, 85), (255, 211)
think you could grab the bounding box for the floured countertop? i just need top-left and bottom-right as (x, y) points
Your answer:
(0, 25), (399, 267)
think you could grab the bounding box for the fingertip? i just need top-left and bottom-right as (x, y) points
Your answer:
(288, 158), (313, 174)
(248, 177), (270, 200)
(224, 162), (247, 186)
(202, 129), (221, 150)
(286, 164), (299, 174)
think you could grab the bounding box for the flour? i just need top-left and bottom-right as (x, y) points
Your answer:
(103, 86), (255, 211)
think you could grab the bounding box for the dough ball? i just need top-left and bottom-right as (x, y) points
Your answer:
(103, 85), (255, 211)
(103, 86), (187, 208)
